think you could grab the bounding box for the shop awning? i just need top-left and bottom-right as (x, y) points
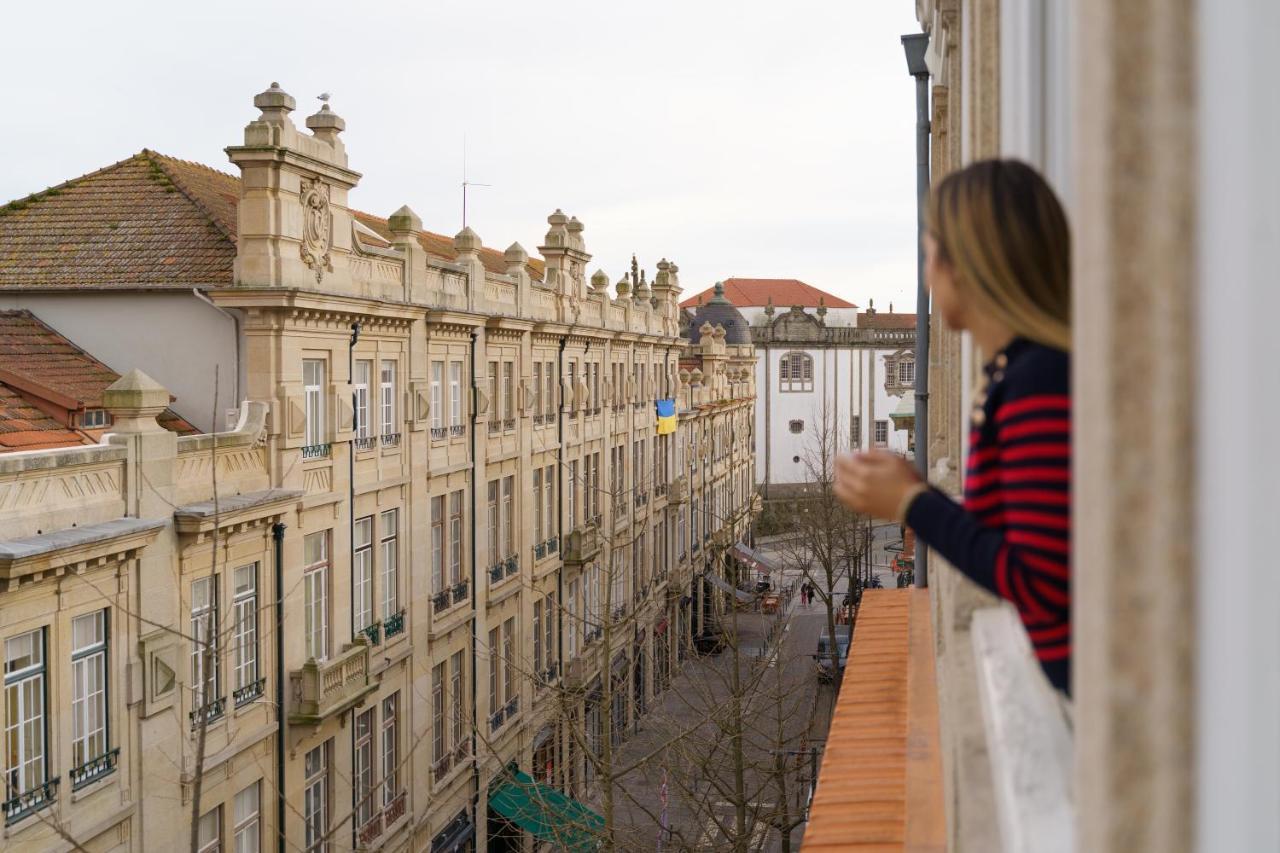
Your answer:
(704, 570), (756, 603)
(730, 542), (778, 575)
(489, 769), (604, 852)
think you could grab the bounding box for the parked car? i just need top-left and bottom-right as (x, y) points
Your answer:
(815, 625), (852, 682)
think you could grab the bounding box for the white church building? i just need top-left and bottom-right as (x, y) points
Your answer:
(681, 278), (916, 499)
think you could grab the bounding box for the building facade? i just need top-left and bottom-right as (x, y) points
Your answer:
(0, 84), (757, 851)
(683, 279), (915, 497)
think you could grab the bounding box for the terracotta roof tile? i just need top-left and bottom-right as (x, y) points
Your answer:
(802, 589), (944, 852)
(858, 312), (916, 330)
(0, 385), (84, 450)
(0, 150), (541, 290)
(680, 278), (856, 309)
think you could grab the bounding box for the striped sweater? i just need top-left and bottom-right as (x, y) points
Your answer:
(906, 338), (1071, 695)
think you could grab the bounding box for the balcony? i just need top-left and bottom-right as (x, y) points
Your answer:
(563, 522), (601, 566)
(452, 580), (469, 604)
(289, 639), (377, 725)
(358, 811), (384, 847)
(353, 435), (378, 452)
(359, 622), (382, 647)
(301, 443), (331, 459)
(3, 777), (58, 826)
(503, 417), (516, 431)
(385, 790), (407, 825)
(668, 476), (689, 504)
(384, 609), (406, 639)
(190, 696), (226, 730)
(488, 420), (501, 435)
(233, 677), (266, 707)
(655, 482), (669, 498)
(449, 423), (466, 437)
(634, 490), (648, 509)
(430, 426), (448, 440)
(70, 748), (119, 790)
(381, 432), (401, 448)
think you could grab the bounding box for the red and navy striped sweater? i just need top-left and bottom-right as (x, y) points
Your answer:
(906, 338), (1071, 695)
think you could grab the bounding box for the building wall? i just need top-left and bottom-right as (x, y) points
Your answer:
(0, 89), (758, 852)
(0, 291), (242, 433)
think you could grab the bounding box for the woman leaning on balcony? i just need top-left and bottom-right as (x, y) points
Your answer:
(836, 159), (1072, 696)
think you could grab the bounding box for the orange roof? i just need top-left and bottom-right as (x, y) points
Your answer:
(680, 278), (856, 309)
(0, 309), (197, 451)
(859, 312), (916, 330)
(0, 150), (542, 290)
(803, 589), (944, 851)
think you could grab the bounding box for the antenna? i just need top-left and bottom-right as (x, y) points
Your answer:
(461, 134), (491, 229)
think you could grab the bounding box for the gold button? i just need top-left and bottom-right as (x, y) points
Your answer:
(992, 371), (1005, 383)
(971, 409), (986, 427)
(995, 353), (1009, 369)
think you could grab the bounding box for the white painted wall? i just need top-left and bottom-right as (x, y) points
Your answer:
(1196, 1), (1280, 849)
(741, 305), (860, 328)
(0, 291), (241, 432)
(754, 343), (911, 488)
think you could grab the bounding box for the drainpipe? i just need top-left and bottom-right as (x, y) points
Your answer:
(468, 328), (481, 836)
(557, 337), (567, 687)
(191, 287), (242, 422)
(271, 521), (287, 853)
(902, 31), (931, 588)
(349, 323), (361, 634)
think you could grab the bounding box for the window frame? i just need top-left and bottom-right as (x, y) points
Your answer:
(380, 510), (399, 620)
(379, 359), (397, 438)
(353, 516), (374, 634)
(303, 358), (327, 448)
(71, 610), (109, 773)
(4, 627), (48, 812)
(779, 351), (814, 392)
(303, 532), (330, 662)
(353, 360), (372, 439)
(231, 564), (259, 697)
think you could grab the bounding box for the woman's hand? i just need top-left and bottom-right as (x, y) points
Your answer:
(835, 451), (926, 521)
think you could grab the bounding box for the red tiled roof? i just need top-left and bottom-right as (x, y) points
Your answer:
(0, 150), (542, 290)
(680, 278), (856, 309)
(803, 589), (944, 851)
(859, 312), (916, 330)
(0, 310), (197, 450)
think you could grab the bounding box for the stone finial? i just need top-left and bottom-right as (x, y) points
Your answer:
(713, 324), (727, 339)
(630, 255), (640, 290)
(867, 297), (876, 315)
(635, 269), (651, 301)
(306, 103), (346, 146)
(253, 82), (296, 122)
(764, 296), (774, 317)
(816, 297), (828, 324)
(699, 321), (714, 338)
(566, 216), (585, 250)
(653, 258), (670, 287)
(616, 273), (632, 299)
(454, 226), (482, 255)
(591, 269), (610, 293)
(504, 242), (529, 273)
(690, 368), (704, 385)
(388, 205), (421, 235)
(103, 369), (170, 432)
(548, 209), (568, 226)
(543, 209), (569, 248)
(889, 301), (894, 312)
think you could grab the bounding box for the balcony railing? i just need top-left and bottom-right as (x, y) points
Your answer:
(433, 752), (454, 784)
(504, 695), (520, 721)
(634, 491), (648, 508)
(503, 418), (516, 431)
(430, 426), (448, 440)
(449, 423), (465, 437)
(540, 661), (560, 685)
(489, 420), (501, 435)
(433, 590), (452, 613)
(505, 555), (519, 577)
(384, 609), (406, 638)
(359, 622), (382, 647)
(358, 810), (384, 847)
(189, 696), (226, 730)
(547, 536), (558, 554)
(655, 482), (669, 497)
(488, 563), (505, 586)
(289, 640), (376, 725)
(534, 541), (546, 560)
(381, 432), (401, 448)
(70, 748), (119, 791)
(564, 522), (601, 565)
(233, 677), (266, 707)
(452, 580), (469, 604)
(490, 707), (506, 732)
(353, 435), (378, 452)
(384, 790), (407, 825)
(3, 777), (58, 826)
(534, 414), (547, 426)
(301, 443), (331, 459)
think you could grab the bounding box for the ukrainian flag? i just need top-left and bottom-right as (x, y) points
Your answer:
(655, 398), (677, 435)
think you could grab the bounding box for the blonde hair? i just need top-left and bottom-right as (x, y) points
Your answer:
(927, 159), (1071, 351)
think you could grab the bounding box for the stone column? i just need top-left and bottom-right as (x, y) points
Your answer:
(1074, 1), (1196, 851)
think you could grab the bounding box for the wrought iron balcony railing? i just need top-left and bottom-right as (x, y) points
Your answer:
(383, 609), (406, 638)
(433, 591), (452, 613)
(357, 809), (384, 847)
(359, 622), (382, 647)
(452, 580), (469, 604)
(233, 677), (266, 707)
(353, 435), (378, 452)
(381, 432), (401, 448)
(430, 426), (448, 440)
(301, 443), (331, 459)
(3, 777), (58, 826)
(189, 696), (226, 730)
(70, 748), (119, 791)
(384, 790), (407, 825)
(449, 423), (465, 437)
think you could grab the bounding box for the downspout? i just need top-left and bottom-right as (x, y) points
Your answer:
(192, 287), (242, 421)
(557, 336), (567, 687)
(902, 31), (932, 587)
(272, 521), (287, 853)
(468, 328), (481, 834)
(349, 323), (361, 635)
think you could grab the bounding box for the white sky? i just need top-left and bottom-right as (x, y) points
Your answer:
(1, 1), (923, 312)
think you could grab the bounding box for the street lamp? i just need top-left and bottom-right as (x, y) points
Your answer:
(901, 31), (931, 588)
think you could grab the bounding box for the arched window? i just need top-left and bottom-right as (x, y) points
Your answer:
(779, 352), (813, 392)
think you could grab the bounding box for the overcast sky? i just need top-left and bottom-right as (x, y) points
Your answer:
(2, 1), (922, 312)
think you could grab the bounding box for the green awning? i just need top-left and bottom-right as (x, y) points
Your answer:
(489, 770), (604, 852)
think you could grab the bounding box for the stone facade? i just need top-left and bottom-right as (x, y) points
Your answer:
(0, 85), (756, 851)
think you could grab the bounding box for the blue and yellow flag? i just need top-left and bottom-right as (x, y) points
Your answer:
(655, 399), (677, 435)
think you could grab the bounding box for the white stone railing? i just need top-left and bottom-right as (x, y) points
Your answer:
(971, 605), (1075, 853)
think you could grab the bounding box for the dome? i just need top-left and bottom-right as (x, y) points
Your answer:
(685, 281), (751, 345)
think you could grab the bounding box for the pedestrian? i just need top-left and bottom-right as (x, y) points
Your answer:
(834, 160), (1072, 698)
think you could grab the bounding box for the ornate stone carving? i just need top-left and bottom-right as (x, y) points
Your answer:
(299, 177), (334, 282)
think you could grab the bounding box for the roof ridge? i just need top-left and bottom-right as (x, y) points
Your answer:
(0, 150), (159, 217)
(144, 150), (237, 245)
